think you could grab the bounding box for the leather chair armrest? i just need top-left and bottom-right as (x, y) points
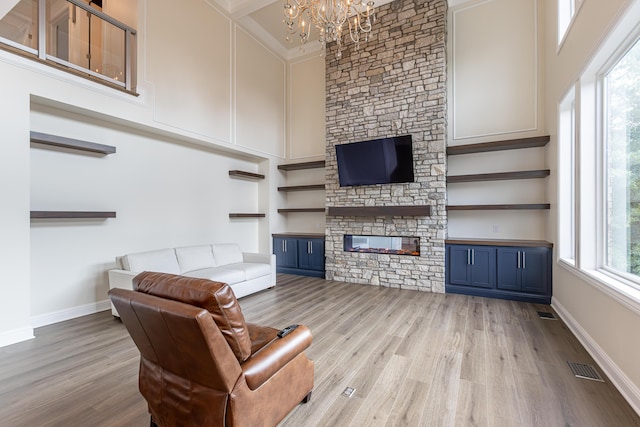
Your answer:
(241, 325), (312, 390)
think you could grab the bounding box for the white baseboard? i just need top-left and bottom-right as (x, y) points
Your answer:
(552, 297), (640, 416)
(0, 326), (34, 348)
(30, 299), (111, 328)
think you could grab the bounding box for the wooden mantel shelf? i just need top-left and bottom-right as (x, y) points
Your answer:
(327, 206), (431, 216)
(30, 211), (116, 219)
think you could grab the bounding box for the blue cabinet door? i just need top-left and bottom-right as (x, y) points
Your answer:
(497, 247), (550, 295)
(520, 247), (549, 295)
(273, 237), (297, 268)
(447, 245), (495, 288)
(469, 246), (495, 288)
(298, 238), (325, 271)
(496, 247), (521, 291)
(447, 245), (472, 286)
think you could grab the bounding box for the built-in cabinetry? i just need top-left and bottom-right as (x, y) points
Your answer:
(273, 233), (325, 278)
(446, 136), (552, 303)
(445, 239), (552, 304)
(277, 161), (325, 214)
(228, 169), (265, 218)
(30, 131), (117, 219)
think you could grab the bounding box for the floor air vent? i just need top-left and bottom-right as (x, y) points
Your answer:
(537, 311), (556, 320)
(341, 387), (356, 398)
(567, 361), (604, 382)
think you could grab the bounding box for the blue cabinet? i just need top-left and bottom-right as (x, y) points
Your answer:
(273, 235), (325, 278)
(447, 245), (495, 288)
(497, 247), (550, 295)
(446, 242), (552, 304)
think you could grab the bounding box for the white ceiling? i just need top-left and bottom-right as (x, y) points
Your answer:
(211, 0), (396, 60)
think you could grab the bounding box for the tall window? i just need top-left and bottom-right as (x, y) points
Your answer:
(603, 38), (640, 284)
(559, 88), (576, 262)
(558, 0), (584, 46)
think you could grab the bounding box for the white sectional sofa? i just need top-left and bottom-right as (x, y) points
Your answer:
(108, 243), (276, 316)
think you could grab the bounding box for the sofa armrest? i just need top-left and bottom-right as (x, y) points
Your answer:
(242, 252), (270, 264)
(108, 269), (138, 317)
(241, 325), (312, 390)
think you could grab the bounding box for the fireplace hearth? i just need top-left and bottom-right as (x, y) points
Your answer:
(344, 235), (420, 256)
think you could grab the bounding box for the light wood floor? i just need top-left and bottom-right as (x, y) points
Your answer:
(0, 274), (638, 426)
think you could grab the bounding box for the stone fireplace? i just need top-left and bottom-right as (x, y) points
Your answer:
(324, 0), (447, 292)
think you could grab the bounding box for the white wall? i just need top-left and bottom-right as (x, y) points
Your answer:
(544, 0), (640, 413)
(0, 0), (288, 345)
(447, 0), (547, 240)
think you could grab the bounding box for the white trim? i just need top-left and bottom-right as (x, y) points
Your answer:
(30, 300), (111, 328)
(552, 297), (640, 416)
(0, 326), (34, 348)
(558, 260), (640, 316)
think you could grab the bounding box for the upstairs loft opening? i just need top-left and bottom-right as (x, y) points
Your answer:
(0, 0), (137, 93)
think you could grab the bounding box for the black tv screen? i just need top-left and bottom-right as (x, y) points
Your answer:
(335, 135), (414, 187)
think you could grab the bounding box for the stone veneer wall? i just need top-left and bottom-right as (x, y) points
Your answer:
(325, 0), (447, 292)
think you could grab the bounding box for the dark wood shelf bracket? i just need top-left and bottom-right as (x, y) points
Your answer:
(30, 131), (116, 155)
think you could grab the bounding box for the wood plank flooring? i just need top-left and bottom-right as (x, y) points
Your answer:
(0, 274), (638, 426)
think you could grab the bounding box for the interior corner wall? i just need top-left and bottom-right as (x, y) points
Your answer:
(0, 85), (33, 345)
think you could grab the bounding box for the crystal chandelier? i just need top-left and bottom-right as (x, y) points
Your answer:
(283, 0), (376, 59)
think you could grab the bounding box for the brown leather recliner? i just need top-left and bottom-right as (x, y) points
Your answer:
(109, 271), (314, 427)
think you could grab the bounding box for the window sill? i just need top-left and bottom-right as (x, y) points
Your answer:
(558, 258), (640, 316)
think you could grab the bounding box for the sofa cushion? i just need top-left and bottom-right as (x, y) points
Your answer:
(123, 249), (180, 274)
(175, 245), (216, 273)
(183, 267), (246, 284)
(211, 243), (244, 267)
(226, 263), (271, 281)
(133, 271), (252, 362)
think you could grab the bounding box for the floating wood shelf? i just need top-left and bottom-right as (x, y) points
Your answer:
(278, 208), (325, 213)
(278, 184), (325, 192)
(327, 206), (431, 216)
(447, 204), (550, 211)
(30, 211), (116, 219)
(228, 213), (266, 218)
(278, 161), (326, 171)
(447, 169), (550, 183)
(446, 238), (553, 248)
(446, 135), (550, 156)
(228, 170), (265, 180)
(30, 131), (116, 155)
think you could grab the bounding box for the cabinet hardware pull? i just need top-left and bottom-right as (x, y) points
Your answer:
(472, 249), (475, 265)
(283, 240), (286, 252)
(467, 249), (471, 265)
(308, 241), (312, 254)
(522, 252), (526, 269)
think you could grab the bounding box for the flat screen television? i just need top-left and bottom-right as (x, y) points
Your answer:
(335, 135), (414, 187)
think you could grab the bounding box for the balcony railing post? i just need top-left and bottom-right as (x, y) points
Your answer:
(38, 0), (46, 60)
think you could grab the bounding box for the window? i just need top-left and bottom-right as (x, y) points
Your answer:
(558, 0), (584, 47)
(603, 38), (640, 284)
(559, 87), (576, 262)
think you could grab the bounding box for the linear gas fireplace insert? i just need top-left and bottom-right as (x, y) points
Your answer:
(344, 235), (420, 256)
